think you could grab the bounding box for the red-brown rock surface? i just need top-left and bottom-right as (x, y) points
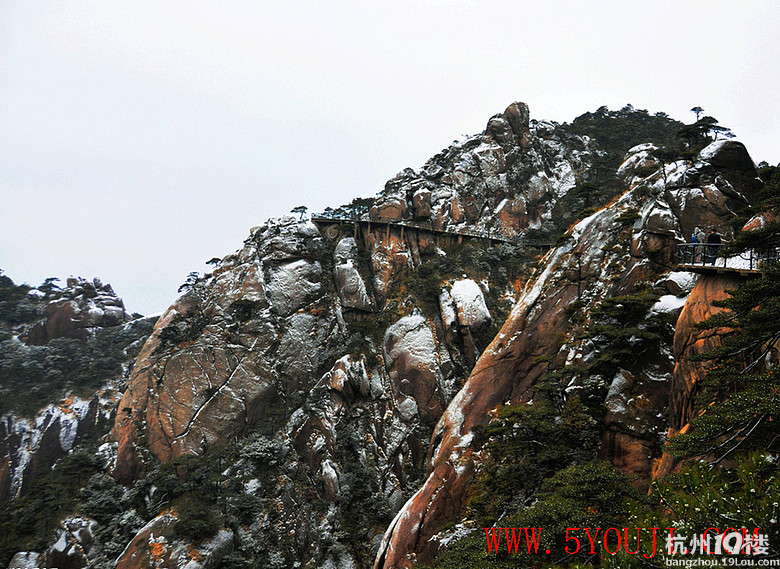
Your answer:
(23, 277), (132, 345)
(102, 113), (761, 569)
(654, 273), (744, 478)
(670, 274), (740, 432)
(114, 513), (233, 569)
(375, 139), (760, 568)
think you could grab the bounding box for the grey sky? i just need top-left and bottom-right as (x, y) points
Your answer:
(2, 1), (779, 315)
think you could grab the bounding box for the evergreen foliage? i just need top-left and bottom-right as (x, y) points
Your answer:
(323, 196), (376, 219)
(558, 105), (684, 224)
(177, 271), (202, 293)
(585, 289), (672, 378)
(676, 116), (734, 152)
(0, 273), (44, 331)
(335, 424), (392, 562)
(290, 205), (308, 220)
(466, 396), (601, 526)
(669, 166), (780, 459)
(400, 241), (532, 321)
(0, 450), (104, 566)
(648, 452), (779, 554)
(0, 272), (156, 415)
(0, 333), (141, 416)
(565, 105), (684, 166)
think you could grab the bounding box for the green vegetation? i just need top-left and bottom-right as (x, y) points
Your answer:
(290, 205), (308, 220)
(0, 273), (44, 329)
(401, 241), (532, 317)
(648, 452), (780, 551)
(563, 105), (682, 205)
(565, 105), (684, 167)
(346, 240), (534, 360)
(321, 196), (376, 220)
(429, 452), (779, 569)
(335, 424), (392, 562)
(676, 115), (734, 153)
(466, 396), (601, 527)
(78, 435), (300, 568)
(585, 288), (673, 378)
(0, 449), (104, 566)
(0, 329), (149, 416)
(0, 273), (156, 416)
(177, 271), (202, 294)
(615, 207), (641, 224)
(669, 164), (779, 461)
(536, 105), (684, 238)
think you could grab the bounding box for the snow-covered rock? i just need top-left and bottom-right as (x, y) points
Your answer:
(333, 238), (373, 311)
(449, 279), (491, 330)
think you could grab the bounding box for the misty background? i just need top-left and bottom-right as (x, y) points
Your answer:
(2, 1), (778, 314)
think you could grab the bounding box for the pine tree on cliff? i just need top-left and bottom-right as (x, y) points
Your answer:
(676, 115), (734, 153)
(291, 205), (308, 220)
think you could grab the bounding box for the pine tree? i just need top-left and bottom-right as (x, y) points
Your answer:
(291, 205), (308, 220)
(669, 168), (780, 460)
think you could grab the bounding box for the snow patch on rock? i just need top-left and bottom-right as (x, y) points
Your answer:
(448, 279), (491, 329)
(651, 294), (689, 314)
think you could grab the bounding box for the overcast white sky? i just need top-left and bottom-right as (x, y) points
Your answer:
(2, 1), (779, 315)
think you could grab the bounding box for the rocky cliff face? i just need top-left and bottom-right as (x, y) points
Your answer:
(0, 277), (155, 503)
(104, 103), (614, 568)
(4, 103), (764, 569)
(0, 393), (118, 502)
(375, 140), (760, 568)
(371, 102), (593, 238)
(21, 277), (135, 346)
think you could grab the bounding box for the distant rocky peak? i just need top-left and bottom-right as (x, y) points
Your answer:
(22, 276), (133, 346)
(368, 102), (598, 240)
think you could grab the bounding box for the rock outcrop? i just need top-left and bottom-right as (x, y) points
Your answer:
(109, 217), (483, 566)
(114, 514), (233, 569)
(375, 140), (760, 568)
(106, 103), (607, 567)
(0, 278), (155, 502)
(370, 103), (594, 242)
(9, 103), (766, 569)
(110, 102), (602, 485)
(0, 393), (118, 501)
(22, 277), (133, 345)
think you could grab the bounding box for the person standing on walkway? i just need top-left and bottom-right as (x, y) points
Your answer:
(706, 228), (722, 265)
(692, 226), (706, 262)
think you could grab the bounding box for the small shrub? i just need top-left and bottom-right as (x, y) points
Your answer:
(174, 493), (221, 542)
(615, 208), (641, 224)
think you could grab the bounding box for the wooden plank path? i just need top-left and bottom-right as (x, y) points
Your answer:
(310, 215), (520, 244)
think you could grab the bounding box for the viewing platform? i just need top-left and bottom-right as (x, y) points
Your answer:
(675, 243), (778, 275)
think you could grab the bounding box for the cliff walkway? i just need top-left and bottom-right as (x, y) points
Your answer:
(675, 243), (779, 275)
(310, 214), (520, 245)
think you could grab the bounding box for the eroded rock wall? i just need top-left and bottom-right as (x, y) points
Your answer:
(106, 102), (607, 568)
(375, 140), (759, 568)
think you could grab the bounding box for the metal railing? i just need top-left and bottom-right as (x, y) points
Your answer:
(676, 243), (779, 272)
